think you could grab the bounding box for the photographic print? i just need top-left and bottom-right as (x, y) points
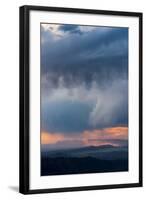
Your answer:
(40, 23), (129, 176)
(20, 5), (142, 194)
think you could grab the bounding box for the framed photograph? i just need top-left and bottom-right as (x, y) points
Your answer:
(19, 5), (143, 194)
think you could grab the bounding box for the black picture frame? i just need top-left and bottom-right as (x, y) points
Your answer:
(19, 5), (143, 194)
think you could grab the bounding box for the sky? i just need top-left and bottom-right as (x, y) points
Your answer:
(40, 23), (128, 150)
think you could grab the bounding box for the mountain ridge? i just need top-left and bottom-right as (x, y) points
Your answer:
(42, 144), (117, 154)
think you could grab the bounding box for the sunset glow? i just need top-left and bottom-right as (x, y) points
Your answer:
(41, 126), (128, 147)
(41, 132), (64, 145)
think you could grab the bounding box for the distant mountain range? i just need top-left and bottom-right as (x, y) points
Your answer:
(41, 144), (128, 176)
(66, 144), (115, 151)
(42, 144), (128, 161)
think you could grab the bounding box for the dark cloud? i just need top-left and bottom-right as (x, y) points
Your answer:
(41, 100), (128, 134)
(41, 26), (128, 88)
(41, 79), (128, 133)
(59, 24), (82, 35)
(41, 100), (92, 133)
(40, 24), (128, 133)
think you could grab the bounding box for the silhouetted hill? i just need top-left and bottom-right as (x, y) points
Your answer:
(41, 156), (128, 176)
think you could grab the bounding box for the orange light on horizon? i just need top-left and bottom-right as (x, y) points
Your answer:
(41, 126), (128, 146)
(82, 126), (128, 146)
(41, 131), (64, 145)
(104, 127), (128, 136)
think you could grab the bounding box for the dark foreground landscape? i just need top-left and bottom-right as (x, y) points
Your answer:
(41, 145), (128, 176)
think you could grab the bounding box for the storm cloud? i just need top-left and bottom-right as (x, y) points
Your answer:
(41, 78), (128, 134)
(40, 23), (128, 147)
(41, 24), (128, 88)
